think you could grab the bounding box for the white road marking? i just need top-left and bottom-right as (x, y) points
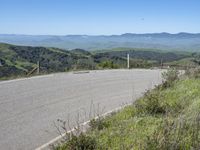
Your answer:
(35, 105), (127, 150)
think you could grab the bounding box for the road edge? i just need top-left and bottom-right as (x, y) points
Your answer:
(35, 104), (129, 150)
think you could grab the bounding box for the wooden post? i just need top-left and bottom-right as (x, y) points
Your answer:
(161, 58), (163, 69)
(37, 61), (40, 74)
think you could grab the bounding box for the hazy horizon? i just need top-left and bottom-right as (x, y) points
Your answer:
(1, 32), (200, 36)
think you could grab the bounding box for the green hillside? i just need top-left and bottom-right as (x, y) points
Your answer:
(0, 43), (195, 80)
(94, 48), (190, 63)
(0, 43), (95, 79)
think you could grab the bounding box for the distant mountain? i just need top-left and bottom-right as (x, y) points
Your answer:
(1, 33), (200, 51)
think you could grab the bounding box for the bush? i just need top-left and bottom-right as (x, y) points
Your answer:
(162, 68), (179, 88)
(135, 90), (167, 115)
(185, 67), (200, 78)
(89, 118), (110, 130)
(57, 133), (96, 150)
(98, 61), (119, 69)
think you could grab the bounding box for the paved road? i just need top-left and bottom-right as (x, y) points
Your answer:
(0, 69), (163, 150)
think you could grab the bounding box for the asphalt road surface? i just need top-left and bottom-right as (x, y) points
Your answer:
(0, 69), (164, 150)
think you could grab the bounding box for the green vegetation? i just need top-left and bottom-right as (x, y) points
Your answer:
(94, 48), (190, 63)
(0, 43), (197, 80)
(165, 52), (200, 68)
(56, 69), (200, 150)
(167, 58), (196, 66)
(97, 61), (119, 69)
(0, 44), (96, 79)
(57, 133), (97, 150)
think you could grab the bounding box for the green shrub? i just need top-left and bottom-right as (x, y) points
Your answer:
(89, 118), (110, 131)
(57, 133), (96, 150)
(135, 90), (167, 115)
(98, 61), (119, 69)
(162, 68), (179, 88)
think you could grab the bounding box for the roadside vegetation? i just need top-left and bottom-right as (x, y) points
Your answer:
(0, 43), (195, 80)
(55, 67), (200, 150)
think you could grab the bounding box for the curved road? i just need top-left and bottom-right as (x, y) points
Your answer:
(0, 69), (163, 150)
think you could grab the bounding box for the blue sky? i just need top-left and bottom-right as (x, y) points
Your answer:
(0, 0), (200, 35)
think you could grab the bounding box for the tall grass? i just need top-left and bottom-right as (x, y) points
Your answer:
(55, 68), (200, 150)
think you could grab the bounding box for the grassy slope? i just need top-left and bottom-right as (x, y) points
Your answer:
(95, 78), (200, 149)
(57, 76), (200, 150)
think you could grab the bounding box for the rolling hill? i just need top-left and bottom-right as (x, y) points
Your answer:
(1, 33), (200, 51)
(0, 43), (194, 79)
